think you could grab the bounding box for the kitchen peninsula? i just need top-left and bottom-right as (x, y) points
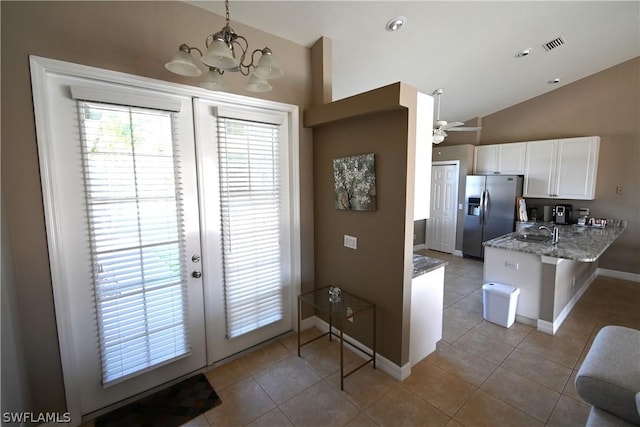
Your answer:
(483, 221), (626, 334)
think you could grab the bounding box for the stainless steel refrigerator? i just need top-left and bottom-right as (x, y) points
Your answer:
(462, 175), (523, 258)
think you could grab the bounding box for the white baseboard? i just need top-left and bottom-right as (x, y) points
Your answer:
(300, 315), (316, 331)
(536, 320), (554, 335)
(515, 314), (536, 327)
(453, 250), (464, 257)
(413, 244), (426, 251)
(597, 268), (640, 283)
(304, 316), (411, 381)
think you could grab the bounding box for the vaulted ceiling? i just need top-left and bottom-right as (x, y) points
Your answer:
(189, 1), (639, 123)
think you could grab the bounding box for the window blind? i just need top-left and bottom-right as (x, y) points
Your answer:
(78, 101), (190, 385)
(217, 116), (284, 339)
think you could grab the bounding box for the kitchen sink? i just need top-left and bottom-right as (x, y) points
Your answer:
(514, 234), (552, 243)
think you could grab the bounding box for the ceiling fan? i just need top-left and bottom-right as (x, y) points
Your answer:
(432, 88), (481, 144)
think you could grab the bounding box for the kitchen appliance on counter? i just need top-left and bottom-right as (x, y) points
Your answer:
(554, 204), (573, 224)
(463, 175), (523, 259)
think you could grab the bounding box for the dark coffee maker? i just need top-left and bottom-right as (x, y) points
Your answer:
(554, 204), (573, 224)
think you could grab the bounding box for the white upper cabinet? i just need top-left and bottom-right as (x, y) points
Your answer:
(523, 136), (600, 200)
(499, 143), (528, 174)
(474, 142), (526, 175)
(555, 137), (600, 199)
(522, 139), (557, 197)
(473, 145), (497, 174)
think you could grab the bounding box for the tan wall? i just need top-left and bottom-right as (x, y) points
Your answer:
(1, 1), (313, 413)
(313, 110), (410, 365)
(444, 58), (639, 273)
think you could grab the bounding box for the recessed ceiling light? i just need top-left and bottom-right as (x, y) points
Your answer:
(386, 16), (406, 32)
(515, 48), (532, 58)
(548, 78), (561, 84)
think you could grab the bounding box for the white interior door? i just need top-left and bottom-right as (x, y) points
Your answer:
(31, 63), (206, 419)
(428, 163), (458, 253)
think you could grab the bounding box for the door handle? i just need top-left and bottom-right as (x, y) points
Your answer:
(479, 190), (486, 225)
(484, 189), (490, 223)
(192, 270), (202, 279)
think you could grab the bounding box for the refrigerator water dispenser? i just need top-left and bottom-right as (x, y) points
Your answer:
(468, 197), (481, 216)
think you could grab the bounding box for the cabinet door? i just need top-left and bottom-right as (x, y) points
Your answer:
(555, 136), (599, 199)
(498, 142), (527, 174)
(523, 140), (557, 197)
(474, 145), (497, 174)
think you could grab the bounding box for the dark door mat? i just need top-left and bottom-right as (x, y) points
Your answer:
(95, 373), (221, 427)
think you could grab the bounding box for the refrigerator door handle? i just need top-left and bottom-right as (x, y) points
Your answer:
(479, 190), (485, 225)
(483, 189), (490, 225)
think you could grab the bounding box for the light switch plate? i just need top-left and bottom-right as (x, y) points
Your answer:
(344, 235), (357, 249)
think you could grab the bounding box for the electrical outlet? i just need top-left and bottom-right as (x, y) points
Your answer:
(344, 235), (357, 249)
(346, 307), (353, 322)
(505, 261), (519, 270)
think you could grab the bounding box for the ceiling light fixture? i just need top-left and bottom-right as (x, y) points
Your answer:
(386, 16), (406, 32)
(432, 131), (446, 145)
(515, 48), (532, 58)
(165, 0), (283, 92)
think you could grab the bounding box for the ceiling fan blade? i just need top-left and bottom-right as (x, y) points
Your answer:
(448, 126), (482, 132)
(439, 121), (464, 130)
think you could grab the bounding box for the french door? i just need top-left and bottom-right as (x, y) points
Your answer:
(194, 100), (293, 363)
(31, 57), (298, 424)
(31, 70), (207, 417)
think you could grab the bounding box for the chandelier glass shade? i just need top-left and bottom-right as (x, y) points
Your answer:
(200, 67), (229, 91)
(245, 74), (272, 93)
(202, 37), (239, 70)
(165, 45), (203, 77)
(165, 0), (283, 92)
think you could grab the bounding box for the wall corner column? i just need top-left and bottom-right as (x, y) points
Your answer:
(310, 37), (333, 106)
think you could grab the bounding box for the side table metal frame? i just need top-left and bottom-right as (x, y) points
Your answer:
(297, 287), (376, 390)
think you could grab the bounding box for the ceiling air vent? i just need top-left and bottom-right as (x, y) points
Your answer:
(543, 36), (566, 52)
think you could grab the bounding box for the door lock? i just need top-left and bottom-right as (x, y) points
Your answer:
(192, 254), (201, 263)
(192, 270), (202, 279)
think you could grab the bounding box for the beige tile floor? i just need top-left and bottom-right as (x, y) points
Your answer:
(189, 249), (640, 427)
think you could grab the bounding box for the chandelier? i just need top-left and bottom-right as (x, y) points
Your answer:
(165, 0), (283, 92)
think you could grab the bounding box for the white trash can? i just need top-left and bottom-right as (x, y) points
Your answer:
(482, 283), (520, 328)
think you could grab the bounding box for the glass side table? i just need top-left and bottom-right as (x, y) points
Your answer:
(297, 286), (376, 390)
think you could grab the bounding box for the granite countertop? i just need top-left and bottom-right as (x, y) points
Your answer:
(413, 254), (447, 278)
(483, 220), (627, 262)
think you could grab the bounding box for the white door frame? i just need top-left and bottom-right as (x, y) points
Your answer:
(30, 56), (301, 424)
(428, 161), (459, 254)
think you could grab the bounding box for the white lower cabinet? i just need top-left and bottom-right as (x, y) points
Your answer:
(523, 136), (600, 200)
(410, 266), (444, 367)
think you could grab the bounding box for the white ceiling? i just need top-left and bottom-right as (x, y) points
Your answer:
(187, 1), (640, 122)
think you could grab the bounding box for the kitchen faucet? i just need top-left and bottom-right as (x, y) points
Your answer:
(539, 225), (559, 244)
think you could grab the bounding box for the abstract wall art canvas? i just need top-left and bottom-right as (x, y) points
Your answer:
(333, 153), (376, 211)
